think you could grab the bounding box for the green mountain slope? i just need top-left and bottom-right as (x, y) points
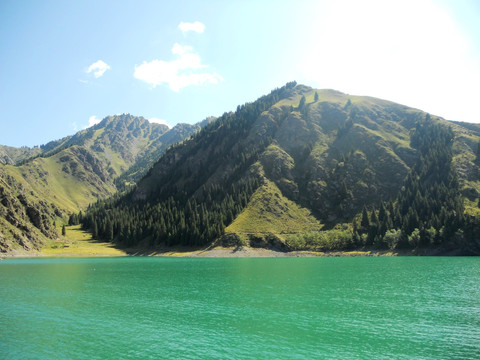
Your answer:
(0, 114), (205, 253)
(82, 83), (480, 254)
(0, 145), (42, 165)
(225, 179), (322, 237)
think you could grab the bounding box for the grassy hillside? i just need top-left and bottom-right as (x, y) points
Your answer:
(225, 178), (322, 240)
(5, 149), (116, 213)
(41, 225), (126, 257)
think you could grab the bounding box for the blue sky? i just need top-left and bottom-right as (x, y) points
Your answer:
(1, 0), (479, 147)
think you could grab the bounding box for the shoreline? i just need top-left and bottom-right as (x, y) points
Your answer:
(152, 246), (410, 257)
(1, 246), (418, 259)
(2, 225), (465, 260)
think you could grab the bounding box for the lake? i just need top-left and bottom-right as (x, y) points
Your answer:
(1, 256), (479, 359)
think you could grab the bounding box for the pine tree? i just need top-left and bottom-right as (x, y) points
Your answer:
(107, 221), (114, 241)
(378, 202), (387, 222)
(93, 221), (98, 239)
(361, 206), (370, 230)
(298, 95), (306, 112)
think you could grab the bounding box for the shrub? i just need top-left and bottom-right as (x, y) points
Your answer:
(285, 230), (354, 251)
(383, 229), (402, 249)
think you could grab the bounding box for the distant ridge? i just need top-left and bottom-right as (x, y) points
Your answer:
(0, 114), (209, 252)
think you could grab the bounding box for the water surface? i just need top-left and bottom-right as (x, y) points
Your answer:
(1, 257), (479, 359)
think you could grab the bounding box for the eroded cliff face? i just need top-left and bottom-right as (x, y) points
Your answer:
(0, 169), (60, 253)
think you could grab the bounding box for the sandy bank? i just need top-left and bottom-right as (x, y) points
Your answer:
(2, 246), (409, 259)
(152, 246), (406, 257)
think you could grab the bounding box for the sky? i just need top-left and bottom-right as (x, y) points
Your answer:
(1, 0), (479, 147)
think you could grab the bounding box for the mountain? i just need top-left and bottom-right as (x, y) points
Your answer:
(82, 82), (480, 254)
(0, 114), (207, 253)
(0, 145), (42, 165)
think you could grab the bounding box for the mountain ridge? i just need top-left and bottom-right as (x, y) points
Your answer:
(80, 83), (480, 254)
(2, 83), (480, 255)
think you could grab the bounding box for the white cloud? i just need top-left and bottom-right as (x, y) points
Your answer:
(172, 43), (193, 56)
(178, 21), (205, 34)
(148, 118), (172, 128)
(299, 0), (480, 123)
(86, 60), (111, 78)
(85, 115), (101, 129)
(134, 43), (223, 91)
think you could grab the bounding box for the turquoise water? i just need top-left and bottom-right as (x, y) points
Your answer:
(1, 257), (479, 359)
